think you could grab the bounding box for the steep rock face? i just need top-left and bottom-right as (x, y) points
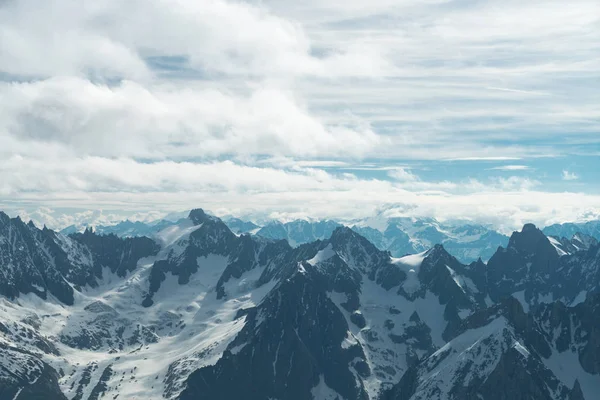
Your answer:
(443, 297), (551, 357)
(480, 224), (600, 313)
(143, 209), (292, 306)
(384, 307), (574, 400)
(313, 230), (485, 395)
(485, 224), (562, 308)
(180, 267), (369, 400)
(0, 344), (67, 400)
(143, 209), (238, 306)
(534, 294), (600, 376)
(0, 211), (159, 306)
(69, 228), (159, 279)
(554, 243), (600, 304)
(0, 212), (76, 305)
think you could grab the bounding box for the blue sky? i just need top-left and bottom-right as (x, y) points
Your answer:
(0, 0), (598, 230)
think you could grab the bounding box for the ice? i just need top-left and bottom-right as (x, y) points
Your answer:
(512, 290), (529, 312)
(307, 244), (335, 266)
(391, 250), (427, 294)
(154, 219), (201, 250)
(544, 348), (598, 400)
(311, 374), (344, 400)
(0, 238), (276, 400)
(570, 291), (587, 306)
(513, 341), (530, 358)
(548, 236), (568, 256)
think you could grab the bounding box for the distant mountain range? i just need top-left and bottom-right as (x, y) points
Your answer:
(59, 216), (600, 266)
(60, 215), (508, 264)
(543, 220), (600, 241)
(2, 208), (600, 399)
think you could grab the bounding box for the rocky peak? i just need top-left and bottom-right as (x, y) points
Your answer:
(572, 232), (599, 250)
(416, 244), (460, 284)
(330, 226), (378, 253)
(329, 225), (358, 242)
(424, 244), (452, 262)
(188, 208), (213, 225)
(570, 380), (585, 400)
(507, 223), (553, 256)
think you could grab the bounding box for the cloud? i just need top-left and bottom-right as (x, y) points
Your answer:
(0, 0), (393, 80)
(0, 0), (598, 229)
(446, 157), (523, 161)
(562, 170), (579, 181)
(387, 167), (419, 182)
(489, 165), (530, 171)
(0, 77), (382, 159)
(1, 155), (594, 234)
(485, 87), (550, 96)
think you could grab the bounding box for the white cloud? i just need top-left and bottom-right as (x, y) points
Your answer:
(0, 0), (393, 80)
(489, 165), (530, 171)
(0, 0), (598, 228)
(0, 155), (595, 233)
(0, 77), (381, 159)
(562, 170), (579, 181)
(387, 167), (419, 182)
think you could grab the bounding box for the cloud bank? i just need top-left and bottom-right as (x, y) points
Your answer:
(0, 0), (598, 230)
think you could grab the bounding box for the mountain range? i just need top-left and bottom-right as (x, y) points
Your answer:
(61, 213), (600, 266)
(543, 221), (600, 242)
(2, 208), (599, 400)
(60, 215), (512, 264)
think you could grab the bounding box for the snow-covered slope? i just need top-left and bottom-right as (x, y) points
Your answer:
(0, 209), (289, 399)
(384, 297), (586, 400)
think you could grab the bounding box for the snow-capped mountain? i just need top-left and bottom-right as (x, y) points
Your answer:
(61, 219), (180, 238)
(351, 217), (509, 263)
(547, 233), (599, 256)
(220, 217), (260, 235)
(250, 217), (508, 264)
(254, 219), (342, 246)
(1, 209), (599, 400)
(384, 295), (598, 400)
(543, 221), (600, 241)
(65, 215), (508, 264)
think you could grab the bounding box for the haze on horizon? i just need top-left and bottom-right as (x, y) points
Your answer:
(1, 0), (599, 231)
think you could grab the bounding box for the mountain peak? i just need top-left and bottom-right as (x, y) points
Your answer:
(329, 226), (366, 247)
(507, 223), (550, 255)
(188, 208), (213, 225)
(423, 243), (453, 262)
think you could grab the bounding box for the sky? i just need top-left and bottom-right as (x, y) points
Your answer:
(0, 0), (599, 232)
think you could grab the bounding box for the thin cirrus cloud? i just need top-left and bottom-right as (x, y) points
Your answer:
(0, 0), (598, 228)
(489, 165), (530, 171)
